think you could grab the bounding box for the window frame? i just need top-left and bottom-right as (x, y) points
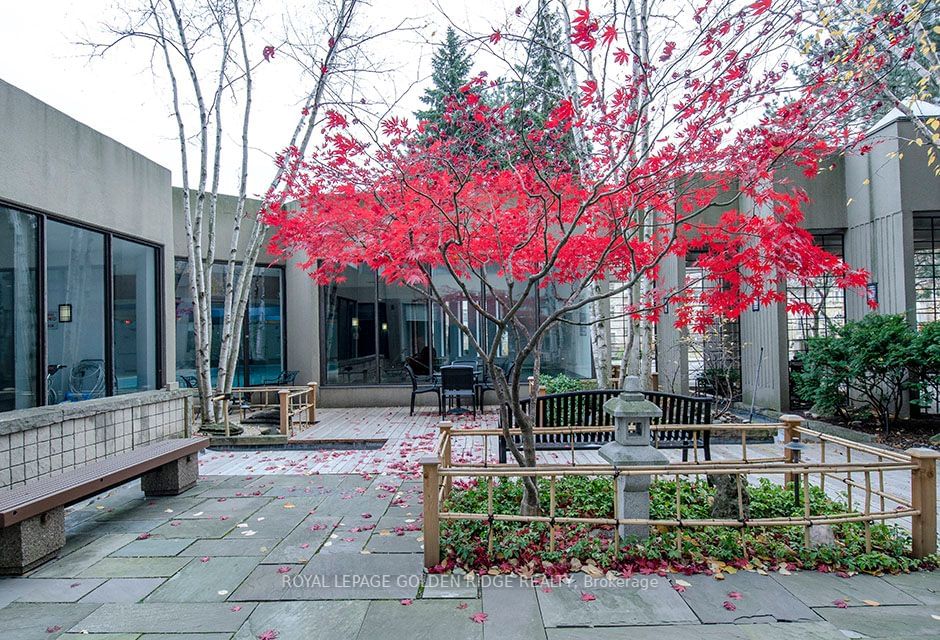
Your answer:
(0, 197), (166, 408)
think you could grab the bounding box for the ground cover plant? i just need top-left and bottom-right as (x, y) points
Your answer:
(438, 476), (935, 576)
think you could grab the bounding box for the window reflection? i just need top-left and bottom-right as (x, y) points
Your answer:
(46, 221), (107, 403)
(0, 207), (39, 410)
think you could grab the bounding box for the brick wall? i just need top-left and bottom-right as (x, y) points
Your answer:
(0, 389), (193, 490)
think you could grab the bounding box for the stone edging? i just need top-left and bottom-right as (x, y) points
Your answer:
(0, 389), (195, 436)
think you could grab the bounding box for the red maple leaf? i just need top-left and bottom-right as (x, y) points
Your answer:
(490, 31), (502, 44)
(601, 25), (617, 46)
(750, 0), (772, 14)
(262, 45), (275, 62)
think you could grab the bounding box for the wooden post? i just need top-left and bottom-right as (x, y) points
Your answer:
(279, 389), (290, 436)
(223, 396), (231, 438)
(307, 382), (318, 425)
(908, 448), (939, 558)
(439, 422), (453, 498)
(780, 414), (804, 487)
(421, 456), (441, 568)
(650, 371), (660, 392)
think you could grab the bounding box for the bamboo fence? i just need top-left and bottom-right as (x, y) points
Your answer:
(421, 416), (939, 568)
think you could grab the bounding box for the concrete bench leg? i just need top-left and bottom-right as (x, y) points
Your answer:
(0, 507), (65, 575)
(141, 453), (198, 497)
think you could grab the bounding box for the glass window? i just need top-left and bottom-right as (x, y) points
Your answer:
(914, 214), (940, 326)
(685, 254), (742, 397)
(323, 265), (379, 384)
(46, 220), (107, 404)
(175, 259), (285, 387)
(112, 238), (158, 394)
(539, 282), (593, 378)
(0, 207), (39, 410)
(378, 276), (430, 383)
(787, 233), (846, 357)
(246, 267), (284, 385)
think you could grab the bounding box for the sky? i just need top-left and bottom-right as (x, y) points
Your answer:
(0, 0), (511, 195)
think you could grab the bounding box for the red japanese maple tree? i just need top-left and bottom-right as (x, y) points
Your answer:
(264, 0), (884, 512)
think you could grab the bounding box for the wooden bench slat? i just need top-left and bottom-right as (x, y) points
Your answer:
(0, 437), (209, 527)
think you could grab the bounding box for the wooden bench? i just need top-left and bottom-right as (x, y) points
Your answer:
(498, 389), (712, 463)
(0, 437), (209, 575)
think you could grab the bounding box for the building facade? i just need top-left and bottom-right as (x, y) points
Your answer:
(2, 77), (938, 413)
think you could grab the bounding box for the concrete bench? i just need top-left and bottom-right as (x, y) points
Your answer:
(0, 436), (208, 574)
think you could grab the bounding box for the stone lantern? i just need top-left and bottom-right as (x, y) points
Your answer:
(599, 376), (669, 540)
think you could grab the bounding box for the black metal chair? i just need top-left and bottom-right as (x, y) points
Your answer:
(475, 361), (512, 409)
(262, 370), (299, 386)
(441, 364), (477, 418)
(404, 363), (441, 416)
(178, 374), (198, 389)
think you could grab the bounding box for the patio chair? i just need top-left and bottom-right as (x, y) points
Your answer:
(404, 363), (440, 416)
(177, 374), (198, 389)
(475, 361), (513, 409)
(441, 364), (476, 418)
(262, 370), (299, 386)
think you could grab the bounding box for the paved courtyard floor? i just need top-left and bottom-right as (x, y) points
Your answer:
(0, 472), (938, 639)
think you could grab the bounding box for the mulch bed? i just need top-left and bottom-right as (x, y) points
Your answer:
(798, 411), (940, 451)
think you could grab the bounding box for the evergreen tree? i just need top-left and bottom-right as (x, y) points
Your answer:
(416, 27), (473, 131)
(510, 4), (567, 130)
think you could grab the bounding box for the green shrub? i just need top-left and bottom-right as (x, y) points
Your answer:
(795, 314), (919, 429)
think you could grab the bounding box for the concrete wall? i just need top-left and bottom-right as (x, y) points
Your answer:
(0, 389), (191, 490)
(0, 79), (175, 385)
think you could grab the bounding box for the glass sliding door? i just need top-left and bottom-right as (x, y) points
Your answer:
(45, 220), (107, 403)
(323, 265), (378, 384)
(112, 238), (158, 394)
(378, 275), (430, 383)
(0, 207), (39, 410)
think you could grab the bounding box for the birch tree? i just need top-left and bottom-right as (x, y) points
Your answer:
(89, 0), (401, 421)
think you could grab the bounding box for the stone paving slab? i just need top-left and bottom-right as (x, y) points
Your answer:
(422, 573), (478, 599)
(180, 497), (268, 519)
(365, 517), (423, 553)
(537, 573), (697, 628)
(79, 578), (166, 603)
(315, 527), (372, 554)
(13, 578), (106, 602)
(676, 571), (821, 624)
(356, 600), (483, 640)
(149, 517), (237, 539)
(262, 516), (338, 564)
(882, 572), (940, 605)
(60, 634), (141, 640)
(480, 576), (544, 639)
(228, 563), (305, 601)
(546, 621), (852, 639)
(33, 535), (139, 578)
(232, 553), (424, 600)
(816, 604), (940, 637)
(771, 571), (921, 607)
(139, 635), (233, 640)
(110, 538), (196, 557)
(145, 556), (259, 602)
(71, 520), (168, 535)
(180, 538), (281, 557)
(69, 603), (254, 634)
(223, 502), (312, 539)
(77, 557), (192, 578)
(231, 600), (369, 640)
(0, 603), (101, 640)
